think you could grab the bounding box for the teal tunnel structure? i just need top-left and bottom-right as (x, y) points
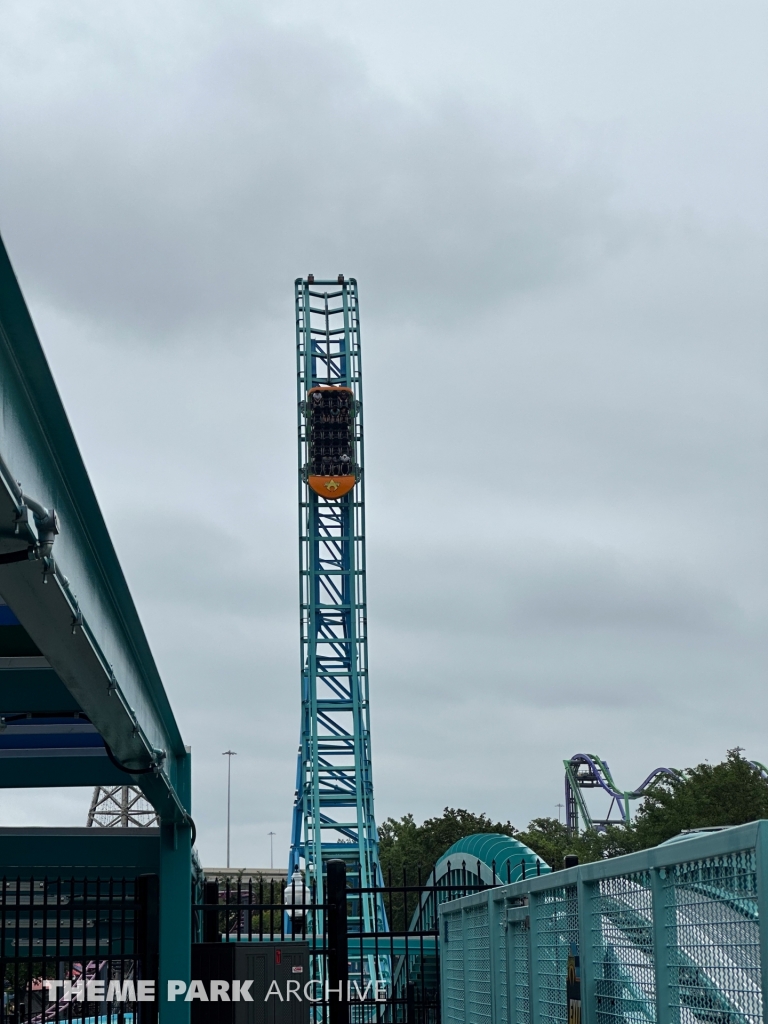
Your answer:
(391, 834), (552, 1007)
(0, 233), (193, 1020)
(433, 834), (552, 889)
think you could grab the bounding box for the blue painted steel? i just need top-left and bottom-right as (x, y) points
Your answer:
(439, 820), (767, 1024)
(288, 277), (385, 937)
(0, 715), (103, 750)
(0, 603), (19, 625)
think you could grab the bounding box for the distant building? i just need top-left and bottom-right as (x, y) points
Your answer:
(203, 867), (287, 887)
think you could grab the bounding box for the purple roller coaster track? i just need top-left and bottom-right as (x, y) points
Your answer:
(563, 753), (679, 834)
(564, 752), (768, 834)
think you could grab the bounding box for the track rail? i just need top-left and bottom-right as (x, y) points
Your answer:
(564, 752), (680, 833)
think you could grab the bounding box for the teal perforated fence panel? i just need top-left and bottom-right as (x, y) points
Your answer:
(443, 903), (466, 1024)
(535, 886), (578, 1024)
(466, 904), (492, 1024)
(665, 848), (761, 1023)
(496, 899), (508, 1024)
(438, 821), (768, 1024)
(508, 918), (530, 1024)
(591, 871), (656, 1024)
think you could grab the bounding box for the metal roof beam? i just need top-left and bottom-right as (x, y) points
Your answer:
(0, 233), (189, 824)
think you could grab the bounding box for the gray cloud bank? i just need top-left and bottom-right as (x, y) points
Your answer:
(0, 0), (766, 866)
(0, 0), (615, 338)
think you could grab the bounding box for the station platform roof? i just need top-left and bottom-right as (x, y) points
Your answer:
(0, 231), (190, 825)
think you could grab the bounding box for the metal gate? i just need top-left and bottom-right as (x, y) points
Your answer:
(196, 863), (486, 1023)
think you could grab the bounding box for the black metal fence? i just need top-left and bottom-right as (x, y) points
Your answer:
(0, 859), (511, 1024)
(0, 874), (157, 1024)
(195, 862), (489, 1024)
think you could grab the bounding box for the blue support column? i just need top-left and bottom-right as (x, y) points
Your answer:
(159, 750), (192, 1024)
(289, 278), (387, 982)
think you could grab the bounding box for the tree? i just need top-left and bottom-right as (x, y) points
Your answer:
(377, 808), (515, 926)
(516, 817), (636, 870)
(632, 748), (768, 847)
(377, 750), (768, 893)
(378, 807), (516, 884)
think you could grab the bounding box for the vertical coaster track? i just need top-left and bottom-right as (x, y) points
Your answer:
(288, 276), (387, 979)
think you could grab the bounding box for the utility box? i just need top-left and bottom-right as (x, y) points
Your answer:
(191, 942), (310, 1024)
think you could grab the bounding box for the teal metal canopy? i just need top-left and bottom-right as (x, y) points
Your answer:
(0, 231), (190, 825)
(435, 832), (551, 885)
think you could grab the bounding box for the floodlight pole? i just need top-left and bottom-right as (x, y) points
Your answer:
(269, 831), (276, 870)
(223, 750), (237, 868)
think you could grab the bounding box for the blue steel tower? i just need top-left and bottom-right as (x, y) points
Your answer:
(288, 276), (383, 932)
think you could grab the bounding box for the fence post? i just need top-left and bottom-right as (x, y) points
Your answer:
(327, 860), (348, 1024)
(406, 981), (416, 1023)
(528, 891), (541, 1024)
(489, 891), (504, 1024)
(576, 877), (595, 1024)
(202, 880), (219, 943)
(137, 873), (160, 1024)
(461, 903), (470, 1022)
(755, 822), (768, 1017)
(158, 784), (192, 1024)
(650, 866), (674, 1024)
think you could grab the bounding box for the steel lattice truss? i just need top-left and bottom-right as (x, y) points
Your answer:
(289, 277), (385, 943)
(87, 785), (159, 827)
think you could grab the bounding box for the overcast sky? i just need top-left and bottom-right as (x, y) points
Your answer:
(0, 0), (766, 868)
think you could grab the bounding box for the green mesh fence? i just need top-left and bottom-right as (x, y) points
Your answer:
(497, 895), (508, 1024)
(438, 821), (768, 1024)
(465, 903), (492, 1024)
(443, 905), (466, 1024)
(534, 886), (579, 1024)
(508, 912), (530, 1024)
(592, 870), (656, 1023)
(666, 849), (761, 1023)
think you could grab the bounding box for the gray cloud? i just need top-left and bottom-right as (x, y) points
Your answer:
(0, 0), (765, 865)
(0, 0), (616, 340)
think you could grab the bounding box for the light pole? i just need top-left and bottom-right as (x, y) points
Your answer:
(222, 750), (237, 868)
(268, 831), (276, 870)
